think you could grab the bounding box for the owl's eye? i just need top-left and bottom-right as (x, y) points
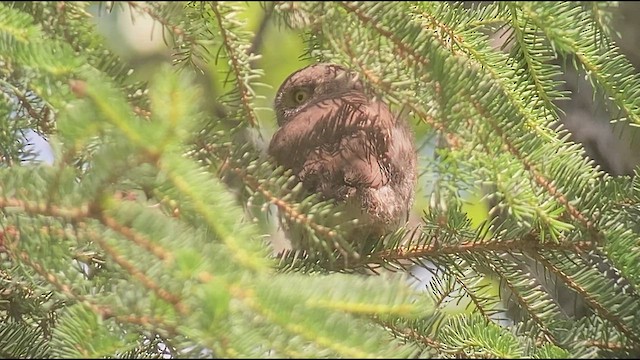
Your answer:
(292, 89), (310, 105)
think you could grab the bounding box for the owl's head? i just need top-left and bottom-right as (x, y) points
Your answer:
(274, 63), (364, 126)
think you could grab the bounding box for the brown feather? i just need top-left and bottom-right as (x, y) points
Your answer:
(269, 63), (417, 241)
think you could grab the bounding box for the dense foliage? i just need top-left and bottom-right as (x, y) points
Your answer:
(1, 1), (640, 358)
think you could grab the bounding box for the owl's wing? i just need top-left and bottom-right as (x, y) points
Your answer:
(312, 100), (415, 193)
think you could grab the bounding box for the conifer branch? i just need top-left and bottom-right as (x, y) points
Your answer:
(416, 3), (558, 141)
(340, 35), (454, 139)
(85, 230), (187, 315)
(0, 195), (174, 264)
(533, 251), (640, 344)
(506, 3), (559, 116)
(472, 99), (598, 232)
(126, 2), (192, 43)
(0, 199), (185, 328)
(0, 237), (112, 322)
(367, 238), (597, 263)
(380, 319), (444, 351)
(586, 340), (640, 352)
(488, 259), (561, 347)
(7, 248), (80, 304)
(228, 165), (361, 260)
(0, 79), (54, 127)
(0, 196), (91, 220)
(3, 2), (640, 357)
(159, 153), (271, 272)
(450, 265), (500, 322)
(523, 2), (640, 126)
(417, 7), (463, 55)
(340, 2), (430, 69)
(211, 1), (259, 127)
(99, 212), (174, 262)
(230, 167), (337, 239)
(9, 87), (53, 129)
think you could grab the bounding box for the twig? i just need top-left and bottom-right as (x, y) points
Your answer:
(248, 3), (275, 63)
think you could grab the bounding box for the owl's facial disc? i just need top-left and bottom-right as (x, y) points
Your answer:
(274, 63), (364, 126)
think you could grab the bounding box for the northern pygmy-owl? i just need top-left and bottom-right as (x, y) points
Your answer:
(268, 63), (417, 244)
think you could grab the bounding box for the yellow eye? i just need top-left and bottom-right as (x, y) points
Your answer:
(292, 89), (309, 104)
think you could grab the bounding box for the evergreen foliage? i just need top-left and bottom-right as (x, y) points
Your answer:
(1, 1), (639, 358)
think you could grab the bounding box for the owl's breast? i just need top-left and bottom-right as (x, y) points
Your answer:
(269, 90), (415, 239)
(296, 129), (390, 199)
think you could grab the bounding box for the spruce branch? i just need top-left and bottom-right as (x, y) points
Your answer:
(340, 2), (430, 69)
(340, 35), (455, 138)
(0, 196), (92, 220)
(85, 230), (187, 315)
(0, 198), (181, 336)
(3, 235), (92, 312)
(99, 211), (173, 262)
(211, 1), (260, 128)
(524, 2), (640, 127)
(533, 251), (640, 344)
(473, 99), (597, 232)
(485, 255), (563, 347)
(367, 237), (597, 263)
(3, 2), (640, 357)
(125, 1), (195, 44)
(586, 340), (640, 353)
(379, 318), (444, 353)
(506, 2), (562, 118)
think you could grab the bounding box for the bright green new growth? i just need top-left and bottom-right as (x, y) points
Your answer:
(1, 1), (640, 358)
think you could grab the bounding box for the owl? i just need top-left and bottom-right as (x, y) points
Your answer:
(268, 63), (417, 245)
